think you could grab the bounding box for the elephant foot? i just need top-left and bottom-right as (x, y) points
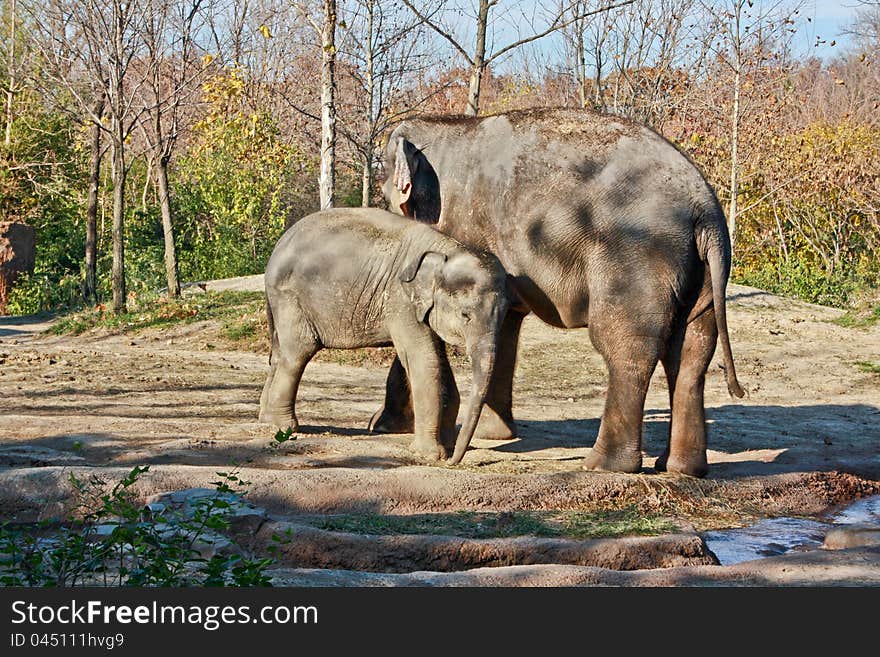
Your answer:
(654, 450), (708, 478)
(409, 436), (451, 462)
(581, 446), (642, 474)
(368, 406), (415, 434)
(258, 408), (299, 433)
(473, 407), (517, 440)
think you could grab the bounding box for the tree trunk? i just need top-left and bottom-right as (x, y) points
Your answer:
(772, 204), (789, 264)
(4, 0), (16, 147)
(464, 0), (490, 117)
(575, 19), (587, 108)
(361, 150), (373, 207)
(361, 0), (374, 208)
(319, 0), (337, 209)
(83, 90), (105, 304)
(156, 156), (180, 296)
(110, 0), (126, 314)
(728, 66), (740, 252)
(110, 135), (126, 314)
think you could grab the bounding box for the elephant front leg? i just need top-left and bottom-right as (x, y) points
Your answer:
(392, 328), (451, 461)
(437, 344), (461, 452)
(473, 309), (524, 440)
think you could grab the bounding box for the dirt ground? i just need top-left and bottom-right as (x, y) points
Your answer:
(1, 281), (879, 585)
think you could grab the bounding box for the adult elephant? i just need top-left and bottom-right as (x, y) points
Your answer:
(369, 108), (744, 477)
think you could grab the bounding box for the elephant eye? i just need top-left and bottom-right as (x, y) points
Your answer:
(462, 311), (472, 323)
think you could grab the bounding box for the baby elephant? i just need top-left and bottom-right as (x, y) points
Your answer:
(258, 208), (510, 464)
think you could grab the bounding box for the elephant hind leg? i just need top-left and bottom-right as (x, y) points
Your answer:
(655, 306), (717, 478)
(583, 319), (664, 474)
(368, 356), (415, 434)
(259, 300), (319, 431)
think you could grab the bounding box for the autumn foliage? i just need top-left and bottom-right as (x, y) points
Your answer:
(1, 0), (878, 313)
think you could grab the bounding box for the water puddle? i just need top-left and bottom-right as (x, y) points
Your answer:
(829, 495), (880, 525)
(703, 495), (880, 565)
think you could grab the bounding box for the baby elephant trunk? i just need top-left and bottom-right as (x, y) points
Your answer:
(449, 332), (498, 465)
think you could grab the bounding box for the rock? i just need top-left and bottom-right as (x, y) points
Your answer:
(264, 545), (880, 587)
(191, 534), (236, 558)
(142, 502), (166, 518)
(181, 283), (207, 296)
(244, 522), (717, 573)
(0, 220), (36, 313)
(823, 524), (880, 550)
(93, 523), (118, 537)
(90, 520), (235, 559)
(145, 487), (268, 532)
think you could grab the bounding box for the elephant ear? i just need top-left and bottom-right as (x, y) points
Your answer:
(399, 250), (446, 323)
(393, 137), (420, 216)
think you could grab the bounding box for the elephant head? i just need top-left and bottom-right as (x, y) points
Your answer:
(399, 249), (509, 464)
(383, 136), (441, 223)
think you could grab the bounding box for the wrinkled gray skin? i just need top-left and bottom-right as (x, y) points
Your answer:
(259, 208), (509, 463)
(372, 108), (744, 476)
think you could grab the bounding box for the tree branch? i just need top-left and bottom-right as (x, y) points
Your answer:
(486, 0), (637, 65)
(399, 0), (473, 65)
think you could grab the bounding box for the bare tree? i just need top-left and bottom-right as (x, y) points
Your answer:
(3, 0), (16, 147)
(342, 0), (436, 206)
(32, 0), (149, 313)
(293, 0), (338, 208)
(319, 0), (337, 208)
(401, 0), (635, 116)
(561, 0), (704, 127)
(560, 0), (613, 108)
(137, 0), (207, 297)
(702, 0), (800, 249)
(848, 0), (880, 50)
(83, 88), (105, 303)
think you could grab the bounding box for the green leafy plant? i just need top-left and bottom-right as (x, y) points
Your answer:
(268, 427), (296, 450)
(0, 465), (274, 587)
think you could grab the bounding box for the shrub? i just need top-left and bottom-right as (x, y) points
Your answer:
(0, 466), (273, 587)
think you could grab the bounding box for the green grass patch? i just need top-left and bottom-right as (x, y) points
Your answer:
(222, 317), (261, 341)
(558, 508), (677, 539)
(49, 291), (265, 336)
(855, 361), (880, 375)
(834, 305), (880, 329)
(311, 508), (676, 540)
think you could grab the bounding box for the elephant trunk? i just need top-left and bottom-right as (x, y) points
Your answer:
(449, 333), (497, 465)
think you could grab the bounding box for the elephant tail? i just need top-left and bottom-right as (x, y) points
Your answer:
(266, 297), (277, 365)
(697, 211), (746, 399)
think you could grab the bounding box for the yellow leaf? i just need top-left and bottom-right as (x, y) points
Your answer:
(259, 24), (272, 39)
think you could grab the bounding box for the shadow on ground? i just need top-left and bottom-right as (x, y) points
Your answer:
(493, 403), (880, 478)
(4, 402), (878, 479)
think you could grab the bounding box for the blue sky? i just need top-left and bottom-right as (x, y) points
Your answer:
(795, 0), (860, 57)
(475, 0), (865, 75)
